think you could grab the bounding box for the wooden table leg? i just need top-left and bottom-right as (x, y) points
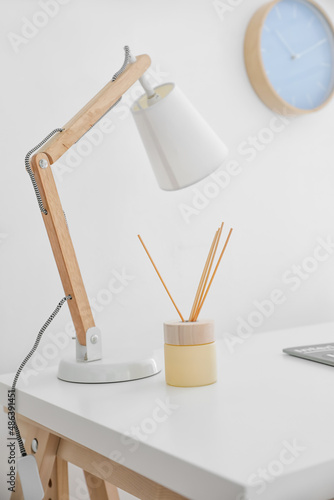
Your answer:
(43, 456), (69, 500)
(57, 457), (70, 500)
(43, 456), (58, 499)
(10, 418), (60, 500)
(10, 413), (188, 500)
(84, 470), (120, 500)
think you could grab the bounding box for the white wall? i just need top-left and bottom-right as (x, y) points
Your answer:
(1, 0), (334, 498)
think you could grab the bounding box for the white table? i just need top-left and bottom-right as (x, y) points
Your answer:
(1, 322), (334, 500)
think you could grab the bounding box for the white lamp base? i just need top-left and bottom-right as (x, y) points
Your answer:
(58, 349), (162, 383)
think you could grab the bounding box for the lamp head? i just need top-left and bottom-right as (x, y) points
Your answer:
(131, 82), (228, 191)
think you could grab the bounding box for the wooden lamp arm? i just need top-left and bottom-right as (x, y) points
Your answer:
(30, 54), (151, 347)
(39, 54), (151, 164)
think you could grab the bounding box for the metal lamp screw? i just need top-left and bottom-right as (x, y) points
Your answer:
(90, 334), (99, 344)
(31, 438), (38, 453)
(39, 159), (48, 169)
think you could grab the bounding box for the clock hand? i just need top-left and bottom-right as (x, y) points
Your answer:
(296, 38), (327, 59)
(275, 30), (297, 59)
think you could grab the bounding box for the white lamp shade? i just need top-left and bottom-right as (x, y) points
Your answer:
(131, 83), (228, 191)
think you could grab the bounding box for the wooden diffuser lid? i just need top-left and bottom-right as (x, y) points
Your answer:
(164, 320), (215, 346)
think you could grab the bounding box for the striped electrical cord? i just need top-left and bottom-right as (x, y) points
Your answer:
(112, 45), (131, 81)
(11, 295), (72, 457)
(16, 45), (133, 459)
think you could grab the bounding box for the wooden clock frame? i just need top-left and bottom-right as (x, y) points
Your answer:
(244, 0), (334, 115)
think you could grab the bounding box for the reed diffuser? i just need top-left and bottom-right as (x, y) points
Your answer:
(138, 222), (233, 387)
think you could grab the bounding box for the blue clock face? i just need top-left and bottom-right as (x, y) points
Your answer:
(261, 0), (334, 110)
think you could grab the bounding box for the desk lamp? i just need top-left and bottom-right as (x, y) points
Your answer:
(24, 47), (228, 384)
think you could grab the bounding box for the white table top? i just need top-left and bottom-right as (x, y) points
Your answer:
(1, 322), (334, 500)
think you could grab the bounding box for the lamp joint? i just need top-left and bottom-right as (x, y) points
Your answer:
(76, 327), (102, 362)
(39, 158), (48, 169)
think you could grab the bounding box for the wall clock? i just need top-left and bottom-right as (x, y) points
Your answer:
(244, 0), (334, 114)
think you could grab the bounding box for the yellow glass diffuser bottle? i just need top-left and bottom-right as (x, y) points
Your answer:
(164, 320), (217, 387)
